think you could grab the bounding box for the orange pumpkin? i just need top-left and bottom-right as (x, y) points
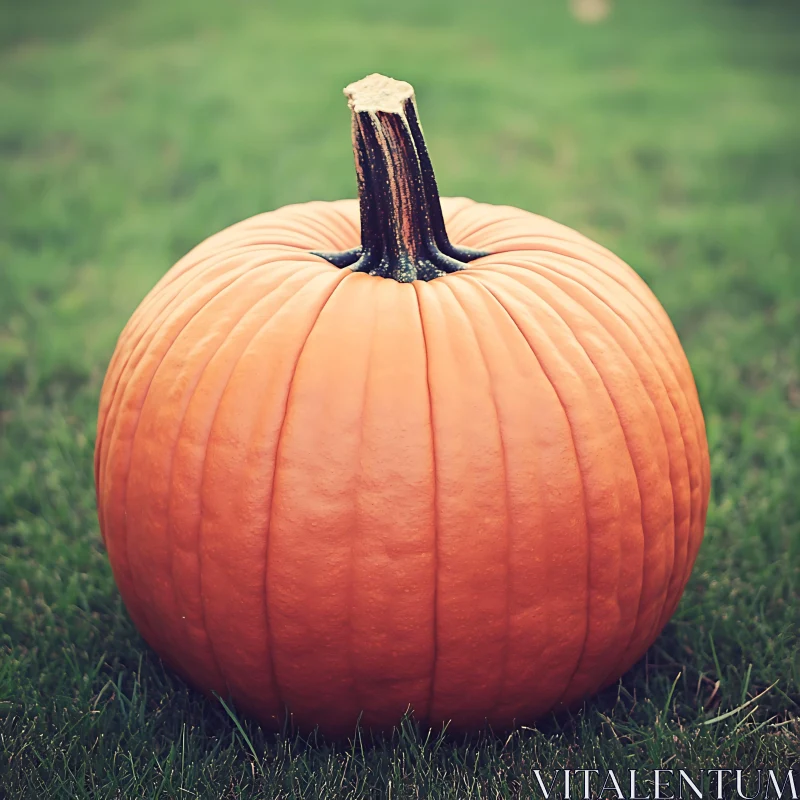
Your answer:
(95, 74), (710, 736)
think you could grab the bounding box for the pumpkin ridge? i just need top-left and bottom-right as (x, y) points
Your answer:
(102, 264), (275, 661)
(445, 221), (521, 253)
(95, 270), (201, 479)
(161, 262), (322, 701)
(479, 237), (662, 314)
(457, 275), (594, 713)
(470, 257), (684, 686)
(478, 253), (696, 660)
(148, 235), (326, 302)
(485, 248), (698, 432)
(474, 270), (650, 703)
(102, 259), (266, 541)
(183, 207), (336, 258)
(412, 280), (440, 724)
(180, 244), (332, 265)
(523, 249), (706, 631)
(95, 252), (251, 468)
(260, 269), (359, 725)
(508, 253), (692, 656)
(471, 267), (673, 689)
(131, 264), (307, 693)
(192, 266), (353, 717)
(534, 249), (702, 651)
(442, 277), (515, 721)
(298, 204), (360, 250)
(119, 261), (318, 674)
(98, 255), (322, 518)
(350, 277), (439, 725)
(201, 234), (336, 254)
(272, 205), (351, 250)
(131, 233), (268, 306)
(443, 214), (554, 251)
(482, 271), (658, 707)
(435, 276), (520, 720)
(299, 201), (368, 250)
(437, 198), (479, 242)
(345, 278), (380, 722)
(568, 245), (703, 409)
(101, 248), (320, 422)
(229, 217), (346, 250)
(329, 210), (360, 243)
(440, 203), (596, 250)
(463, 228), (609, 260)
(482, 246), (706, 545)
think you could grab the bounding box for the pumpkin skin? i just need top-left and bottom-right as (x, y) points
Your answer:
(95, 77), (710, 737)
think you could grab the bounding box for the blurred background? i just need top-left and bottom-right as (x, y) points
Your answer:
(1, 0), (799, 787)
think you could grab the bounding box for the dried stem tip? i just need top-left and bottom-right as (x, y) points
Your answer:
(343, 73), (416, 114)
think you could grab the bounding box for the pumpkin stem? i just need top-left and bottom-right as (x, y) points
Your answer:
(313, 74), (488, 282)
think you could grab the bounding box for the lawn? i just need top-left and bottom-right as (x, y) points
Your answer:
(1, 0), (799, 796)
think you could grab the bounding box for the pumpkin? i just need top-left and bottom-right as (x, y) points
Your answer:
(95, 73), (710, 736)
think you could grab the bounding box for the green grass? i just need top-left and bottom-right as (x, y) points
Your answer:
(1, 0), (799, 795)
